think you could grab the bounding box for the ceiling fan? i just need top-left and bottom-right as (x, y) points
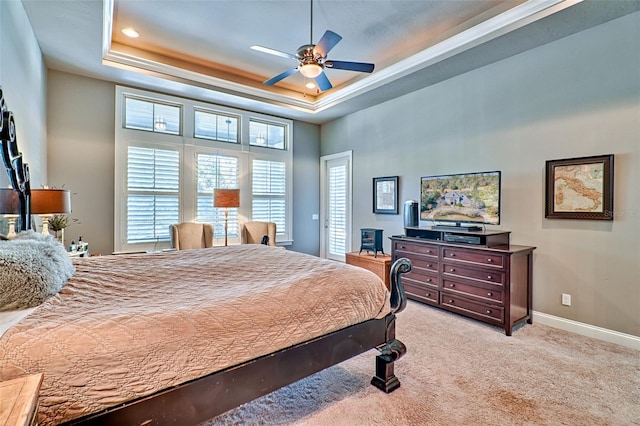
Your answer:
(250, 0), (375, 92)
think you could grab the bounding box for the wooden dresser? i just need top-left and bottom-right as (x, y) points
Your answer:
(391, 232), (535, 335)
(0, 373), (43, 426)
(346, 252), (391, 290)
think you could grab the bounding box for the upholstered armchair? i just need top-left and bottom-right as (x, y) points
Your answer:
(170, 222), (214, 250)
(241, 221), (277, 246)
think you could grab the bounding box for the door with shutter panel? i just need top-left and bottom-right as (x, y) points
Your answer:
(320, 152), (352, 261)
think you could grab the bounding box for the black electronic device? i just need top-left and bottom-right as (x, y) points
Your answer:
(420, 170), (501, 227)
(443, 233), (482, 245)
(403, 200), (418, 229)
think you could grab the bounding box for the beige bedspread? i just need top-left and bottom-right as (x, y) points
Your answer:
(0, 245), (390, 425)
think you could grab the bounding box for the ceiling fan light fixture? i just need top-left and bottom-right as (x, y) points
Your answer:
(300, 63), (323, 78)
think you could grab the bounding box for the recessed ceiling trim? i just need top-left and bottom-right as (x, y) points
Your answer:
(313, 0), (582, 113)
(103, 0), (582, 116)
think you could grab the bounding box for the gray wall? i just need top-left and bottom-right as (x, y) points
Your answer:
(0, 0), (47, 188)
(47, 71), (321, 256)
(290, 121), (321, 255)
(321, 12), (640, 336)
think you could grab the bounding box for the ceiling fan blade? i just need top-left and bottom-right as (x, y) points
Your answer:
(314, 30), (342, 58)
(314, 72), (333, 91)
(325, 60), (375, 73)
(264, 68), (299, 86)
(251, 45), (297, 61)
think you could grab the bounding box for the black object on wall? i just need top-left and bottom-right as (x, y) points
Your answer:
(403, 200), (418, 229)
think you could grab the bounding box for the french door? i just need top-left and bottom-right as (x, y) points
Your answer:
(320, 151), (352, 261)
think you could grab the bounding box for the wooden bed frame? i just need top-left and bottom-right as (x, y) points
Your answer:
(1, 88), (412, 425)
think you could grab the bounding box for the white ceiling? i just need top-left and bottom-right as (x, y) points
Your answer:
(20, 0), (640, 124)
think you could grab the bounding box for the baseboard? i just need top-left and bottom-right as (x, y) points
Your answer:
(532, 311), (640, 350)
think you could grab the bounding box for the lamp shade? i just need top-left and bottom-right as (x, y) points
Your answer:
(31, 189), (71, 215)
(0, 188), (20, 215)
(213, 188), (239, 208)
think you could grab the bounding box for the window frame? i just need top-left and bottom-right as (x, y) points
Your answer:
(114, 86), (293, 253)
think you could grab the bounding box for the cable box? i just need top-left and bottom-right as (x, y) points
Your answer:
(443, 233), (482, 245)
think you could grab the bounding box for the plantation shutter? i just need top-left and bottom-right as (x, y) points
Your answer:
(252, 159), (286, 235)
(126, 146), (180, 243)
(196, 153), (239, 238)
(328, 163), (347, 255)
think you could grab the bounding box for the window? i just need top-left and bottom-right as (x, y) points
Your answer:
(126, 147), (180, 243)
(115, 87), (293, 252)
(124, 97), (181, 135)
(196, 153), (239, 238)
(249, 120), (286, 149)
(194, 110), (239, 143)
(252, 159), (286, 235)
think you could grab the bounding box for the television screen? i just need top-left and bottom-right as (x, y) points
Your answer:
(420, 171), (501, 225)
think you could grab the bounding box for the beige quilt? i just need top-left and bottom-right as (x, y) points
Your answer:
(0, 245), (390, 425)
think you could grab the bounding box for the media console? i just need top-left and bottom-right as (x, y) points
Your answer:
(391, 228), (535, 335)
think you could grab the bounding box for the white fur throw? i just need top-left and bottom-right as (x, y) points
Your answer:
(0, 231), (74, 311)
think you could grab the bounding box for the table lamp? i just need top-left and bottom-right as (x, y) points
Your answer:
(0, 188), (20, 238)
(30, 189), (71, 235)
(213, 188), (239, 246)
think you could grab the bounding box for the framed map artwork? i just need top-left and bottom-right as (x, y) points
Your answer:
(545, 154), (614, 220)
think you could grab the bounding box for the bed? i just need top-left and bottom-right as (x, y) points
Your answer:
(0, 90), (411, 425)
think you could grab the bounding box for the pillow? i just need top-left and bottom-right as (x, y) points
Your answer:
(0, 231), (74, 311)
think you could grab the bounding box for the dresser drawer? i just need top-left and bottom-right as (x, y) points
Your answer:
(404, 274), (438, 290)
(400, 253), (439, 273)
(442, 248), (504, 268)
(442, 262), (505, 285)
(441, 278), (504, 304)
(394, 241), (438, 258)
(440, 294), (504, 324)
(405, 282), (439, 305)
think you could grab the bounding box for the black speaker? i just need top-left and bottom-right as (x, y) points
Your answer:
(403, 200), (418, 229)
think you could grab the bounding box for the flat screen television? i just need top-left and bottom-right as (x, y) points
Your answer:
(420, 171), (501, 228)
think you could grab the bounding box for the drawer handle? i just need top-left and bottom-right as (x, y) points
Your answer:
(450, 268), (455, 272)
(487, 292), (493, 296)
(486, 310), (492, 314)
(487, 258), (493, 263)
(487, 275), (492, 280)
(400, 245), (406, 249)
(448, 299), (454, 303)
(425, 293), (430, 297)
(427, 250), (432, 254)
(426, 278), (432, 282)
(450, 253), (456, 257)
(449, 284), (454, 288)
(427, 264), (432, 268)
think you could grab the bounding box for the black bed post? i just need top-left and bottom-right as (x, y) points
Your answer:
(0, 86), (31, 231)
(371, 257), (411, 393)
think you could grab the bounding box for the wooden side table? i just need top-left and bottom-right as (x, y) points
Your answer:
(346, 252), (391, 290)
(0, 373), (43, 426)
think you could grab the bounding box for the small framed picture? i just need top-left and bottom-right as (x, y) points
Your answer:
(545, 154), (614, 220)
(373, 176), (399, 214)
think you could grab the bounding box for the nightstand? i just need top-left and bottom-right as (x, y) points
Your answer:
(346, 252), (391, 290)
(0, 373), (43, 426)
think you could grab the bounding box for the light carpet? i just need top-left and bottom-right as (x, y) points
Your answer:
(203, 301), (639, 425)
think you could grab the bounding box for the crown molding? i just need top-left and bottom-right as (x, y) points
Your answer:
(102, 0), (582, 116)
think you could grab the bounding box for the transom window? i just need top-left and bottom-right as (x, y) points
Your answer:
(115, 87), (293, 253)
(249, 120), (286, 149)
(124, 97), (181, 135)
(194, 110), (239, 143)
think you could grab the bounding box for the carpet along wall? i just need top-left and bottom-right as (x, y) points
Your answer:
(321, 12), (640, 336)
(0, 1), (47, 188)
(46, 70), (321, 257)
